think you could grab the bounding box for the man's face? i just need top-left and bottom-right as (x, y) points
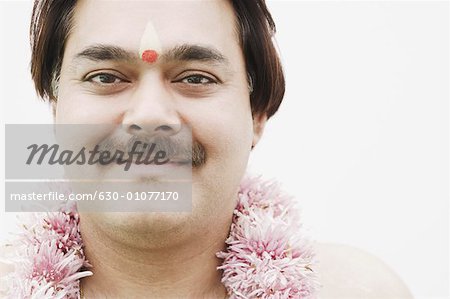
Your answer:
(55, 0), (259, 239)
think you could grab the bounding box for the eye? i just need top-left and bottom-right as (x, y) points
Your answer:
(82, 71), (131, 94)
(171, 71), (220, 97)
(179, 74), (216, 85)
(86, 73), (125, 85)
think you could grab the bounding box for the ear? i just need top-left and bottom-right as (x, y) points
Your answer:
(252, 113), (267, 149)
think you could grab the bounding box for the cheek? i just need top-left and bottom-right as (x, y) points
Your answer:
(187, 99), (253, 211)
(189, 97), (254, 164)
(55, 90), (124, 125)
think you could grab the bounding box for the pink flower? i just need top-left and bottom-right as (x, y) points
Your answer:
(5, 206), (92, 299)
(217, 176), (319, 298)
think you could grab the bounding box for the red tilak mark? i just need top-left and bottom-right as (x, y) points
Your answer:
(141, 50), (158, 63)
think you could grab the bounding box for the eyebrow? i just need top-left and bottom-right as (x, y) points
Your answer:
(72, 44), (229, 66)
(163, 44), (228, 65)
(74, 45), (137, 62)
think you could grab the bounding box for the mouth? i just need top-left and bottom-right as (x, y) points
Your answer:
(164, 158), (191, 166)
(108, 156), (193, 177)
(99, 157), (192, 181)
(113, 157), (191, 166)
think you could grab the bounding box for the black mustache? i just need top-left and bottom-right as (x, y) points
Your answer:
(96, 135), (206, 167)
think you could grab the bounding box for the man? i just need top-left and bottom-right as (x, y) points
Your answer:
(1, 0), (413, 298)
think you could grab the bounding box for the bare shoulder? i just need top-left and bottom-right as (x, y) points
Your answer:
(314, 242), (414, 299)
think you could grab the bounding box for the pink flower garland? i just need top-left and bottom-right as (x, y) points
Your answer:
(2, 202), (92, 298)
(2, 176), (319, 298)
(217, 176), (319, 298)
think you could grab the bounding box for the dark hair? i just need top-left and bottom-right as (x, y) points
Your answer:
(30, 0), (285, 118)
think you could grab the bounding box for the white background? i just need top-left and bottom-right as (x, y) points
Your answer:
(0, 1), (448, 298)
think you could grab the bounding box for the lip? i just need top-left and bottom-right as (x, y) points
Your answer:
(115, 159), (191, 166)
(131, 161), (190, 167)
(111, 159), (192, 178)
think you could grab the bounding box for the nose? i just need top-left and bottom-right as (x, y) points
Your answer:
(122, 73), (181, 138)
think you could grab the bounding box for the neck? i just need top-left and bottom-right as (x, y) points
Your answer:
(79, 219), (231, 298)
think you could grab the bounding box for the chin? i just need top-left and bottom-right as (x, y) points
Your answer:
(80, 211), (194, 248)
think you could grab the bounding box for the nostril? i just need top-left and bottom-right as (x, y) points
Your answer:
(126, 124), (178, 137)
(156, 125), (172, 132)
(129, 124), (141, 131)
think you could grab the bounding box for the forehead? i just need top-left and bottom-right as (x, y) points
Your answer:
(66, 0), (239, 58)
